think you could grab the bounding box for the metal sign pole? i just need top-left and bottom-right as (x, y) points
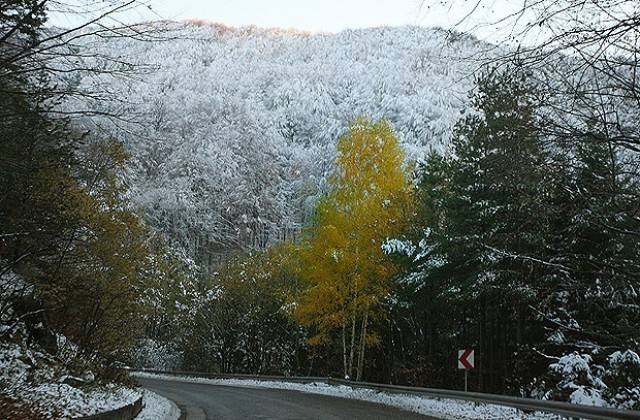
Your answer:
(458, 348), (474, 392)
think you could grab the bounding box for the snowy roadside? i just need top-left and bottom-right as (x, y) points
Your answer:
(1, 339), (176, 419)
(24, 384), (141, 418)
(133, 372), (562, 420)
(135, 389), (181, 420)
(0, 340), (141, 418)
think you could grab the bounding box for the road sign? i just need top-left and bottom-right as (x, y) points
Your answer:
(458, 349), (474, 370)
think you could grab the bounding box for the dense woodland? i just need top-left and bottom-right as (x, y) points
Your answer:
(1, 0), (640, 413)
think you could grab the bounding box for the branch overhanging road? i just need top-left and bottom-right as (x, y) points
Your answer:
(137, 377), (442, 420)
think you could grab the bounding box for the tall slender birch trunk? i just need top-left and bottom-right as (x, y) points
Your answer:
(342, 323), (348, 379)
(356, 314), (368, 381)
(348, 314), (357, 378)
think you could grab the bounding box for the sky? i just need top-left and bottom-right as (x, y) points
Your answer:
(144, 0), (448, 32)
(54, 0), (522, 41)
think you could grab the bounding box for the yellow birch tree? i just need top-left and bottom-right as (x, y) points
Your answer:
(294, 118), (412, 381)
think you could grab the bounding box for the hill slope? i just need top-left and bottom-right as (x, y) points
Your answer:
(65, 22), (493, 262)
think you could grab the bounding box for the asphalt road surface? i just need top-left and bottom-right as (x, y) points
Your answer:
(137, 377), (442, 420)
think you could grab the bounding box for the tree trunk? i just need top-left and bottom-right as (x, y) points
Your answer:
(348, 315), (356, 379)
(342, 323), (348, 379)
(427, 282), (434, 358)
(356, 314), (368, 381)
(479, 294), (485, 392)
(516, 305), (523, 345)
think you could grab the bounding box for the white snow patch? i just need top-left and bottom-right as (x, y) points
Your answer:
(549, 353), (607, 391)
(25, 383), (141, 418)
(382, 238), (416, 256)
(135, 389), (181, 420)
(569, 387), (607, 407)
(0, 341), (140, 418)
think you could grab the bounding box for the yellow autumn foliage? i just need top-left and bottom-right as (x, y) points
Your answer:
(294, 118), (412, 379)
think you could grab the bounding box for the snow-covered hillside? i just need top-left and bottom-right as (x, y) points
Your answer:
(64, 22), (493, 262)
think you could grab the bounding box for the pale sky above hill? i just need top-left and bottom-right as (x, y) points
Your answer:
(145, 0), (449, 31)
(144, 0), (519, 37)
(52, 0), (522, 42)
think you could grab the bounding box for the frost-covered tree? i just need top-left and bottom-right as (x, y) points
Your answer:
(429, 66), (550, 392)
(389, 65), (640, 402)
(56, 23), (482, 264)
(541, 133), (640, 350)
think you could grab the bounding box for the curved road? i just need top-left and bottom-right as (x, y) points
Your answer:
(137, 377), (441, 420)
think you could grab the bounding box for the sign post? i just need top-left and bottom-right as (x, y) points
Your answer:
(458, 349), (474, 392)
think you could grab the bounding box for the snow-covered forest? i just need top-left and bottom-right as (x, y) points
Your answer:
(62, 22), (487, 263)
(2, 1), (640, 416)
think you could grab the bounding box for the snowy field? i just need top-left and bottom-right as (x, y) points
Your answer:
(133, 372), (563, 420)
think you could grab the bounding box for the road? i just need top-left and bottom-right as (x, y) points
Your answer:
(137, 377), (442, 420)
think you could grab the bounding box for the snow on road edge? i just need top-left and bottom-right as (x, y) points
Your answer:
(135, 389), (181, 420)
(132, 372), (562, 420)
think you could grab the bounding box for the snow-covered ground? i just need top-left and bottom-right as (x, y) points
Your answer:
(133, 372), (563, 420)
(25, 383), (140, 418)
(135, 389), (181, 420)
(0, 340), (179, 420)
(0, 339), (179, 419)
(0, 337), (177, 419)
(0, 341), (142, 418)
